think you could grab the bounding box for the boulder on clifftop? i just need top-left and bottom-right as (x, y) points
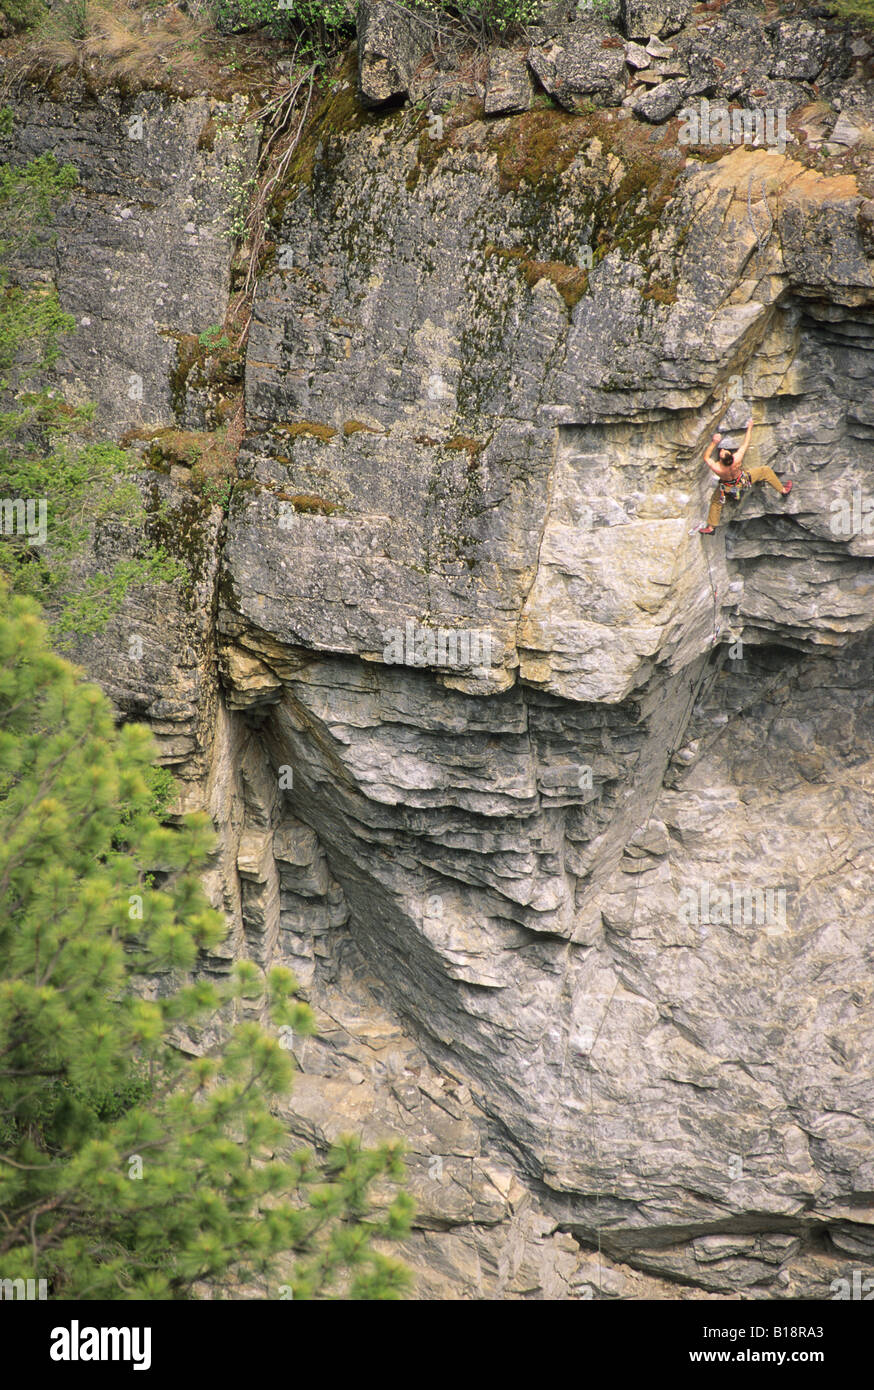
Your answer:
(632, 76), (685, 122)
(357, 0), (431, 106)
(529, 21), (628, 110)
(621, 0), (693, 39)
(485, 49), (538, 115)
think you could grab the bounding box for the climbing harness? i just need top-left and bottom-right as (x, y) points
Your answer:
(718, 467), (752, 503)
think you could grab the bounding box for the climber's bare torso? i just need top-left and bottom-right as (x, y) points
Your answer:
(712, 456), (746, 484)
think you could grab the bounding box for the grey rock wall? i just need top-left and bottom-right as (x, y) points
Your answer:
(9, 1), (874, 1294)
(3, 87), (257, 435)
(217, 85), (874, 1294)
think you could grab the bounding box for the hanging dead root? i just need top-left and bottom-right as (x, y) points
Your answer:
(228, 59), (317, 352)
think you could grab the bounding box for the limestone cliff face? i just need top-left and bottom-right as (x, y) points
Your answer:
(7, 7), (874, 1297)
(218, 106), (874, 1295)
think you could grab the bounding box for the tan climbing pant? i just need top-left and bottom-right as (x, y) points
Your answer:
(707, 465), (785, 528)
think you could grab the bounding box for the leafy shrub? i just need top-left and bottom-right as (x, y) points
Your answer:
(440, 0), (540, 43)
(210, 0), (354, 64)
(209, 0), (539, 61)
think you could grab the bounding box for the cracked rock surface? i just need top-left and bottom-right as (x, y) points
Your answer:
(9, 0), (874, 1296)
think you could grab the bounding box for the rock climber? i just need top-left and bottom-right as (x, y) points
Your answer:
(697, 417), (793, 534)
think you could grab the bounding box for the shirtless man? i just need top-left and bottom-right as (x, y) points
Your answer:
(697, 417), (793, 534)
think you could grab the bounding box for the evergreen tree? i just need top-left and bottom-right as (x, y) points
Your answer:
(0, 584), (412, 1298)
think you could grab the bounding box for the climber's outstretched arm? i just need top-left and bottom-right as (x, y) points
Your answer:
(704, 434), (723, 476)
(734, 418), (754, 464)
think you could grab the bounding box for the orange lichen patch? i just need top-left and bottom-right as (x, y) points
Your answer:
(694, 145), (857, 201)
(121, 423), (241, 483)
(521, 258), (589, 309)
(275, 420), (338, 441)
(274, 492), (339, 514)
(486, 243), (589, 311)
(343, 419), (382, 436)
(640, 281), (678, 305)
(445, 436), (484, 455)
(686, 147), (870, 241)
(196, 117), (217, 151)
